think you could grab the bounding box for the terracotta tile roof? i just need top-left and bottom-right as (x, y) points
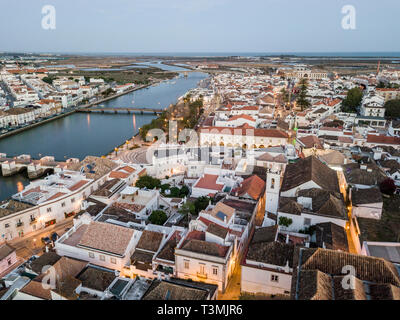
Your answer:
(78, 221), (134, 256)
(68, 180), (89, 192)
(315, 222), (349, 252)
(297, 135), (324, 149)
(181, 238), (230, 258)
(109, 171), (130, 179)
(20, 281), (52, 300)
(228, 115), (256, 122)
(193, 174), (224, 191)
(136, 230), (164, 253)
(367, 135), (400, 146)
(235, 175), (266, 200)
(281, 156), (340, 193)
(46, 192), (67, 201)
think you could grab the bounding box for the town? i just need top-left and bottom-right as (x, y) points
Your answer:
(1, 53), (400, 301)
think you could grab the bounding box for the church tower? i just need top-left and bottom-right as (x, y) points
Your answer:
(265, 168), (281, 214)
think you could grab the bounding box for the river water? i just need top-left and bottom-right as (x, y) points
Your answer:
(0, 63), (207, 201)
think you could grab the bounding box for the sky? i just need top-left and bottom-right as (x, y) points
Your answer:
(1, 0), (399, 54)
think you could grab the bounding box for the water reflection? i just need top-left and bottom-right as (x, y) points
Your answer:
(132, 114), (137, 131)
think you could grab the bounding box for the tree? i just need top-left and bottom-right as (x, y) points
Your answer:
(179, 202), (196, 216)
(279, 216), (293, 228)
(42, 77), (54, 85)
(379, 178), (396, 195)
(179, 185), (190, 197)
(280, 88), (290, 105)
(341, 87), (363, 113)
(193, 196), (211, 215)
(296, 78), (310, 111)
(384, 99), (400, 119)
(169, 187), (181, 197)
(148, 210), (168, 225)
(135, 175), (161, 189)
(160, 184), (170, 193)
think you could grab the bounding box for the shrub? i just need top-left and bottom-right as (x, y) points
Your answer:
(148, 210), (167, 225)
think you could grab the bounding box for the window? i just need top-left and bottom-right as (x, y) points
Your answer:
(271, 274), (279, 282)
(271, 178), (275, 189)
(61, 202), (66, 207)
(304, 218), (311, 226)
(71, 198), (75, 203)
(184, 260), (190, 269)
(199, 264), (205, 275)
(5, 223), (9, 228)
(89, 252), (95, 258)
(110, 258), (117, 264)
(213, 267), (218, 276)
(100, 255), (105, 261)
(47, 207), (52, 213)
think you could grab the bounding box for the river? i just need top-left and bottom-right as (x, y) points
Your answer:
(0, 62), (208, 201)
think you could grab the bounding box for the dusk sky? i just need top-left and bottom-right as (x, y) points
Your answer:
(1, 0), (399, 53)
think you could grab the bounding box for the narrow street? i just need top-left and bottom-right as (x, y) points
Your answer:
(6, 217), (74, 260)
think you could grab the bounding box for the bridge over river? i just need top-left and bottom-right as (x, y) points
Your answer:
(76, 107), (165, 114)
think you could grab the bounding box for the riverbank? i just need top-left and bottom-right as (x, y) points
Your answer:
(0, 82), (154, 141)
(0, 69), (208, 201)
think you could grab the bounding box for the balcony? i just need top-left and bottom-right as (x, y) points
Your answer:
(16, 222), (24, 228)
(196, 272), (208, 279)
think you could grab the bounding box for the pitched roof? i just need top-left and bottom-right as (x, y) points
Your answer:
(0, 243), (15, 260)
(246, 241), (294, 268)
(292, 247), (400, 300)
(351, 187), (383, 205)
(315, 222), (349, 252)
(142, 280), (211, 300)
(206, 223), (228, 239)
(281, 156), (340, 193)
(297, 136), (323, 149)
(20, 280), (52, 300)
(78, 221), (134, 256)
(76, 267), (116, 292)
(136, 230), (164, 253)
(235, 175), (266, 200)
(30, 252), (61, 274)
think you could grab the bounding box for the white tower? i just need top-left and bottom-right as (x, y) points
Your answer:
(265, 168), (281, 215)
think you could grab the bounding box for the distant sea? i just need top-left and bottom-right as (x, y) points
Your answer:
(16, 51), (400, 59)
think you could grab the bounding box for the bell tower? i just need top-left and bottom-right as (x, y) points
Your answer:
(265, 168), (281, 214)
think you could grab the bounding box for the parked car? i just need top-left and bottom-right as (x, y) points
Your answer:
(41, 237), (51, 245)
(51, 232), (59, 242)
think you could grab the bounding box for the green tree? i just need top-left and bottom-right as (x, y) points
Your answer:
(296, 78), (310, 111)
(280, 88), (290, 105)
(179, 185), (190, 197)
(279, 216), (293, 228)
(179, 202), (196, 216)
(135, 175), (161, 189)
(384, 99), (400, 119)
(193, 196), (211, 215)
(148, 210), (168, 225)
(42, 76), (54, 85)
(341, 87), (363, 113)
(169, 187), (181, 197)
